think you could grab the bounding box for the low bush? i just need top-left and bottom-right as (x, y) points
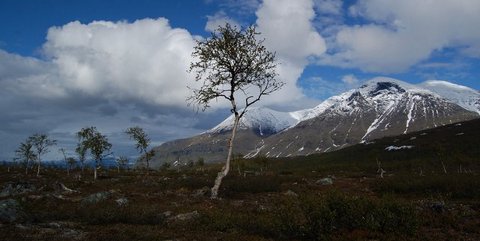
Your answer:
(222, 175), (283, 196)
(198, 192), (419, 240)
(373, 173), (480, 199)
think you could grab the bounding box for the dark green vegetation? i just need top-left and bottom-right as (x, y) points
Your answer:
(1, 118), (479, 240)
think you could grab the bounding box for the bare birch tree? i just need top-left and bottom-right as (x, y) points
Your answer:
(188, 24), (283, 199)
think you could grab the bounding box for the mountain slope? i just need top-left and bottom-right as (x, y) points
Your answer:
(150, 107), (297, 167)
(151, 78), (479, 166)
(253, 78), (478, 157)
(420, 80), (480, 114)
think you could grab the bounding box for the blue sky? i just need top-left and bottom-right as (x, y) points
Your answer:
(0, 0), (479, 161)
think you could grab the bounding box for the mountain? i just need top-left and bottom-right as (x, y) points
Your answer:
(251, 77), (478, 158)
(419, 80), (480, 115)
(150, 77), (479, 166)
(150, 107), (299, 168)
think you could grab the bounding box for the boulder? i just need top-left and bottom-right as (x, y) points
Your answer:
(171, 211), (199, 222)
(81, 191), (111, 205)
(115, 197), (129, 207)
(316, 177), (334, 185)
(0, 182), (36, 197)
(0, 199), (26, 223)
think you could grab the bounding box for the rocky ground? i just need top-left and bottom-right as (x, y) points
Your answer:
(0, 164), (479, 241)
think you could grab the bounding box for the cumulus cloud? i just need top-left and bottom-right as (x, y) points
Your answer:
(256, 0), (327, 104)
(205, 11), (241, 32)
(320, 0), (480, 73)
(43, 18), (199, 106)
(0, 18), (217, 161)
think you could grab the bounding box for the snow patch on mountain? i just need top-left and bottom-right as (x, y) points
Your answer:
(207, 77), (479, 137)
(420, 80), (480, 114)
(208, 107), (298, 135)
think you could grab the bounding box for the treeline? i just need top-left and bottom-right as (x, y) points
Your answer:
(8, 126), (153, 181)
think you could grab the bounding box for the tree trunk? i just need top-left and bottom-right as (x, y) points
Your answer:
(94, 162), (98, 181)
(36, 159), (41, 177)
(211, 115), (240, 199)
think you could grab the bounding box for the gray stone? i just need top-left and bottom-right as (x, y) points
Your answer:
(284, 190), (298, 197)
(0, 199), (26, 223)
(115, 197), (129, 207)
(162, 210), (173, 218)
(171, 211), (199, 222)
(316, 177), (334, 185)
(81, 191), (111, 205)
(0, 182), (36, 197)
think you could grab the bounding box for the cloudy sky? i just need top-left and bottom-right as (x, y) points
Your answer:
(1, 0), (479, 161)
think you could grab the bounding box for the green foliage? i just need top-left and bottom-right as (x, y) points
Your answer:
(125, 126), (153, 171)
(14, 139), (36, 174)
(76, 126), (112, 179)
(199, 192), (419, 240)
(188, 23), (283, 111)
(116, 156), (129, 171)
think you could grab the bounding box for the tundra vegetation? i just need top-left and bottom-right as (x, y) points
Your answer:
(0, 119), (479, 240)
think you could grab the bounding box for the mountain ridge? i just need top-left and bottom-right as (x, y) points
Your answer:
(151, 77), (479, 165)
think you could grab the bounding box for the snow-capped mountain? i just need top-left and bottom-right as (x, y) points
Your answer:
(420, 80), (480, 115)
(208, 107), (299, 136)
(249, 77), (478, 158)
(150, 77), (479, 165)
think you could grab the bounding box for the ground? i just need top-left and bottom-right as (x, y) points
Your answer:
(0, 161), (479, 241)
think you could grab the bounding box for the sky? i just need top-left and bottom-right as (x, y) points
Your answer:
(1, 0), (479, 162)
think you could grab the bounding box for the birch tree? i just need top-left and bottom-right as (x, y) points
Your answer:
(188, 24), (283, 199)
(29, 134), (57, 177)
(76, 127), (112, 180)
(14, 140), (36, 175)
(125, 126), (154, 175)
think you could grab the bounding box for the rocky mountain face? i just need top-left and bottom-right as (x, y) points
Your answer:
(151, 77), (479, 166)
(150, 107), (298, 168)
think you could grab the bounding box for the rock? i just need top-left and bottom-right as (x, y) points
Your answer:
(53, 182), (79, 194)
(284, 190), (298, 197)
(0, 199), (26, 223)
(316, 177), (334, 185)
(171, 211), (199, 222)
(81, 191), (111, 205)
(162, 211), (173, 218)
(192, 186), (210, 197)
(115, 197), (129, 207)
(0, 182), (36, 197)
(430, 201), (446, 213)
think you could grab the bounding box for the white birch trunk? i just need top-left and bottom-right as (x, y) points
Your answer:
(36, 159), (41, 177)
(211, 115), (240, 199)
(94, 162), (98, 181)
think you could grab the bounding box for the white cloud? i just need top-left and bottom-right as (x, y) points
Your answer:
(205, 11), (241, 32)
(321, 0), (480, 73)
(256, 0), (327, 104)
(341, 74), (359, 85)
(314, 0), (342, 16)
(43, 18), (199, 107)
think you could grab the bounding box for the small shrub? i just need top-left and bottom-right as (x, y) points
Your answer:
(222, 176), (283, 196)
